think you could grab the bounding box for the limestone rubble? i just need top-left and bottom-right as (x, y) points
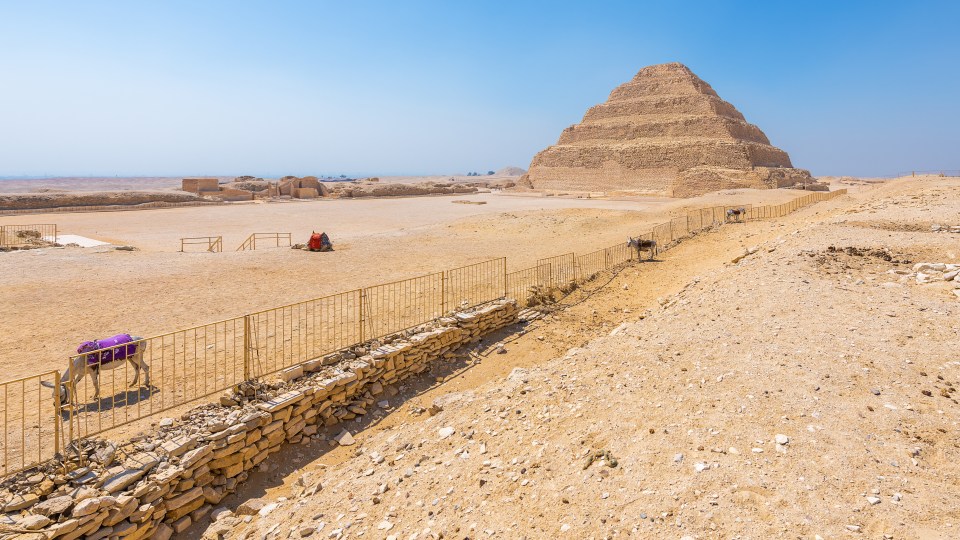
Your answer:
(0, 301), (518, 540)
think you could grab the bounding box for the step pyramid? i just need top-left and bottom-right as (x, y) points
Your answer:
(522, 63), (812, 197)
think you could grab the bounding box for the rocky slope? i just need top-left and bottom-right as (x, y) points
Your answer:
(207, 179), (959, 540)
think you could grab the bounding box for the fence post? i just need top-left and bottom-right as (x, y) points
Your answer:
(502, 257), (508, 298)
(53, 370), (62, 457)
(359, 289), (366, 343)
(242, 315), (251, 380)
(441, 272), (447, 314)
(66, 378), (78, 466)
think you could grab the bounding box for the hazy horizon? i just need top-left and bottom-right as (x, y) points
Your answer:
(1, 1), (957, 178)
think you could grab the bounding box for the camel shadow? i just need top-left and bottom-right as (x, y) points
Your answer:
(59, 385), (160, 419)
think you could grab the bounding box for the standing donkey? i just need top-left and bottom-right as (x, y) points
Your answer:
(42, 334), (151, 405)
(627, 237), (657, 261)
(726, 207), (746, 222)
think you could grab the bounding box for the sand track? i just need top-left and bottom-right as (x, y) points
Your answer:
(0, 189), (804, 382)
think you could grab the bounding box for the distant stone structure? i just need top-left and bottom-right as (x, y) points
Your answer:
(521, 62), (813, 197)
(496, 166), (527, 176)
(278, 176), (330, 199)
(181, 178), (220, 195)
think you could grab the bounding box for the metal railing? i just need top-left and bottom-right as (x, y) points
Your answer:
(0, 189), (846, 478)
(1, 371), (65, 479)
(64, 319), (246, 443)
(0, 224), (57, 247)
(537, 253), (577, 288)
(889, 170), (960, 178)
(179, 236), (223, 253)
(236, 232), (292, 251)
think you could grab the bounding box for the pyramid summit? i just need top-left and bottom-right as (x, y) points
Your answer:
(522, 62), (813, 196)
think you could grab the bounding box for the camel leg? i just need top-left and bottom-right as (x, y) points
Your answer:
(129, 359), (140, 386)
(140, 357), (151, 387)
(91, 371), (100, 400)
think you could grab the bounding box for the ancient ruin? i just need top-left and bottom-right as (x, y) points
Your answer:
(521, 62), (814, 197)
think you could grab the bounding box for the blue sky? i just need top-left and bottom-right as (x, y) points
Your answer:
(0, 1), (957, 177)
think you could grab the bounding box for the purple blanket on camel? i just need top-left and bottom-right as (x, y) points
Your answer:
(81, 334), (139, 367)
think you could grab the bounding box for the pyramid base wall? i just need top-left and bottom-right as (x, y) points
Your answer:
(522, 164), (678, 195)
(521, 165), (812, 198)
(672, 166), (814, 197)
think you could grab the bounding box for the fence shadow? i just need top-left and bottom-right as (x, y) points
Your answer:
(205, 320), (531, 520)
(61, 385), (160, 419)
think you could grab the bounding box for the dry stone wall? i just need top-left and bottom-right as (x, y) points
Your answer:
(0, 301), (519, 540)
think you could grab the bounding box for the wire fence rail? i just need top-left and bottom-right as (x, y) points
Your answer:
(236, 232), (292, 251)
(884, 170), (960, 179)
(179, 236), (223, 252)
(0, 223), (58, 247)
(0, 189), (847, 478)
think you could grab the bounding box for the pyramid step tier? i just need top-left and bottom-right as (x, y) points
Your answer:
(583, 94), (747, 123)
(607, 76), (720, 101)
(558, 116), (771, 146)
(531, 139), (793, 172)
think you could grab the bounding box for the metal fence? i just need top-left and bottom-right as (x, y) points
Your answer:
(1, 371), (65, 479)
(505, 263), (553, 303)
(65, 318), (246, 441)
(887, 170), (960, 178)
(180, 236), (223, 252)
(0, 189), (847, 478)
(0, 224), (58, 247)
(247, 291), (362, 379)
(537, 253), (577, 288)
(236, 232), (292, 251)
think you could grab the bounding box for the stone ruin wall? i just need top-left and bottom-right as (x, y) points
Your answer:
(0, 301), (519, 540)
(518, 165), (679, 195)
(180, 179), (219, 195)
(673, 166), (815, 198)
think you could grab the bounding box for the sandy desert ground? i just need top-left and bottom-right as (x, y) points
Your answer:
(187, 176), (959, 540)
(0, 188), (806, 382)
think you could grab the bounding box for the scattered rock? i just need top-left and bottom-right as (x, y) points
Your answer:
(236, 499), (266, 516)
(333, 430), (356, 446)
